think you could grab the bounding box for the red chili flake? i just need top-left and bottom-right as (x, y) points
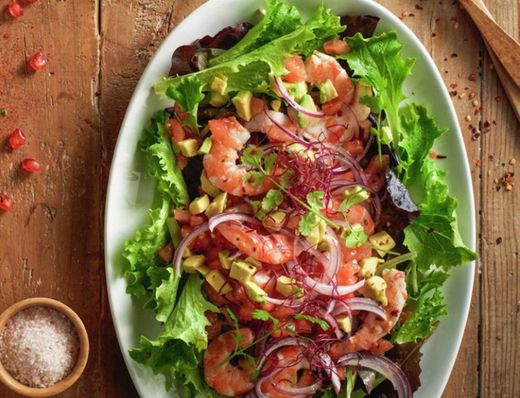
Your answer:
(475, 160), (482, 167)
(468, 73), (477, 81)
(449, 83), (458, 90)
(496, 237), (503, 245)
(28, 52), (47, 72)
(21, 159), (41, 173)
(6, 1), (23, 18)
(7, 128), (26, 149)
(497, 172), (515, 192)
(0, 193), (13, 212)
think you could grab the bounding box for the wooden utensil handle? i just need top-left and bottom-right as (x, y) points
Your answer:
(459, 0), (520, 87)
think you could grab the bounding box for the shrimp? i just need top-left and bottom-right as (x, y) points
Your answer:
(305, 51), (355, 104)
(216, 222), (294, 265)
(330, 269), (408, 359)
(301, 103), (360, 143)
(246, 111), (298, 143)
(204, 328), (255, 396)
(203, 117), (273, 196)
(259, 346), (316, 398)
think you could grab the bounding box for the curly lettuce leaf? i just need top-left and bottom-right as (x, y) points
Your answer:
(123, 197), (171, 298)
(154, 5), (343, 96)
(393, 290), (447, 344)
(141, 111), (190, 207)
(342, 31), (415, 144)
(130, 275), (218, 394)
(165, 75), (205, 133)
(210, 0), (301, 65)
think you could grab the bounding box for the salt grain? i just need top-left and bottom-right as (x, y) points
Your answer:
(0, 306), (79, 388)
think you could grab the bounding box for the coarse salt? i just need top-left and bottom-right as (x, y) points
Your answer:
(0, 306), (79, 388)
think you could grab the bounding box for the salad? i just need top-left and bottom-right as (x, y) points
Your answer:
(123, 1), (477, 397)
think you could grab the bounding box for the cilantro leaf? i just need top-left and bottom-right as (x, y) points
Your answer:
(393, 289), (447, 344)
(262, 189), (283, 212)
(244, 171), (267, 187)
(165, 75), (205, 133)
(264, 152), (278, 174)
(338, 186), (369, 212)
(341, 223), (368, 248)
(252, 309), (279, 325)
(294, 314), (330, 331)
(306, 190), (325, 210)
(342, 31), (415, 145)
(299, 212), (318, 236)
(241, 146), (264, 168)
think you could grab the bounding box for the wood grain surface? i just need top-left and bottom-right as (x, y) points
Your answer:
(0, 0), (518, 397)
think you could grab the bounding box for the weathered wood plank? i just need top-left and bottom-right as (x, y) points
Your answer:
(0, 0), (110, 397)
(479, 1), (520, 396)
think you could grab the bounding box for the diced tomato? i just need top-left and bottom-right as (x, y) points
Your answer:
(322, 98), (342, 115)
(168, 119), (186, 142)
(270, 305), (296, 321)
(192, 232), (211, 251)
(250, 97), (266, 117)
(282, 54), (307, 83)
(203, 282), (229, 306)
(337, 260), (360, 286)
(176, 154), (188, 170)
(238, 302), (256, 322)
(190, 215), (206, 227)
(342, 244), (373, 263)
(173, 209), (191, 223)
(180, 225), (192, 239)
(294, 318), (313, 334)
(343, 139), (364, 158)
(174, 103), (189, 121)
(323, 39), (350, 56)
(157, 243), (174, 262)
(346, 204), (375, 235)
(366, 155), (390, 192)
(370, 339), (394, 355)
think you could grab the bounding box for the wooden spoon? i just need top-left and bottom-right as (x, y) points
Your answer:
(459, 0), (520, 118)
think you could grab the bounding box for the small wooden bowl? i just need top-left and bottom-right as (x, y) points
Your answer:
(0, 297), (89, 397)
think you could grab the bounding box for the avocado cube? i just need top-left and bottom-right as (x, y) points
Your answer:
(218, 250), (232, 269)
(276, 276), (302, 298)
(245, 256), (262, 268)
(189, 195), (210, 215)
(200, 171), (221, 197)
(306, 219), (326, 247)
(362, 276), (388, 306)
(182, 255), (206, 273)
(319, 79), (339, 104)
(230, 260), (257, 283)
(296, 94), (319, 128)
(271, 99), (282, 112)
(206, 270), (232, 295)
(178, 139), (200, 158)
(198, 137), (213, 155)
(359, 257), (384, 278)
(343, 186), (370, 202)
(204, 192), (228, 218)
(286, 143), (315, 161)
(209, 91), (229, 107)
(232, 91), (253, 122)
(197, 265), (211, 276)
(336, 315), (352, 333)
(211, 75), (228, 95)
(283, 81), (308, 102)
(368, 231), (396, 257)
(245, 280), (267, 303)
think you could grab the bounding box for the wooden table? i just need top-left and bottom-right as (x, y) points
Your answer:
(0, 0), (518, 396)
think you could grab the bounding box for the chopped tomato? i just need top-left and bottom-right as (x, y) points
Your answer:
(294, 318), (313, 334)
(366, 155), (390, 192)
(168, 119), (186, 142)
(322, 98), (342, 115)
(323, 39), (350, 56)
(250, 97), (266, 116)
(343, 139), (364, 157)
(174, 103), (189, 121)
(237, 302), (256, 322)
(282, 54), (307, 83)
(271, 305), (296, 321)
(336, 260), (360, 286)
(157, 243), (174, 262)
(370, 339), (394, 355)
(190, 215), (206, 227)
(176, 153), (188, 170)
(180, 225), (192, 238)
(342, 244), (373, 263)
(203, 282), (229, 306)
(173, 209), (191, 223)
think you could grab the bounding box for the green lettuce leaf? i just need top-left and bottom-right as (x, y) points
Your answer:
(130, 275), (218, 394)
(154, 5), (343, 96)
(342, 31), (415, 144)
(141, 111), (189, 207)
(123, 197), (171, 298)
(154, 268), (180, 323)
(165, 75), (205, 133)
(210, 0), (302, 65)
(393, 289), (447, 344)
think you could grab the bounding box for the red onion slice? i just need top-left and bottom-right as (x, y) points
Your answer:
(337, 353), (413, 398)
(256, 337), (307, 372)
(321, 227), (342, 284)
(315, 351), (341, 394)
(172, 222), (210, 274)
(207, 212), (258, 232)
(274, 77), (324, 118)
(264, 109), (308, 146)
(274, 381), (321, 396)
(339, 297), (387, 320)
(302, 275), (365, 297)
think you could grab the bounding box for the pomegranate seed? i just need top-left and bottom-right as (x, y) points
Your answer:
(21, 158), (41, 173)
(7, 128), (26, 149)
(6, 1), (23, 18)
(0, 193), (13, 212)
(28, 51), (47, 71)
